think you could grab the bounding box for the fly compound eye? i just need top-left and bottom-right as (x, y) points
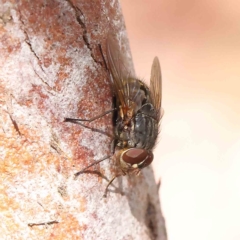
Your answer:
(137, 151), (154, 169)
(121, 148), (154, 169)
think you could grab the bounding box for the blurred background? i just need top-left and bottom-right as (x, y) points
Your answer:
(121, 0), (240, 239)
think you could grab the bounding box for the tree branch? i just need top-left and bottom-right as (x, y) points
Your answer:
(0, 0), (167, 239)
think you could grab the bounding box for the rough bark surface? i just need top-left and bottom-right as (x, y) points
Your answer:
(0, 0), (167, 239)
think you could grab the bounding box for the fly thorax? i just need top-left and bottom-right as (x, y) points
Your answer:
(124, 108), (133, 123)
(116, 118), (134, 139)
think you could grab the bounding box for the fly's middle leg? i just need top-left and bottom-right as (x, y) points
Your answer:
(64, 108), (115, 124)
(64, 109), (116, 137)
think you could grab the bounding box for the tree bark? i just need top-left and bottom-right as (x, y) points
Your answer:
(0, 0), (167, 239)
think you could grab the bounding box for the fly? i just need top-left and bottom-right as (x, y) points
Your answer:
(65, 36), (162, 197)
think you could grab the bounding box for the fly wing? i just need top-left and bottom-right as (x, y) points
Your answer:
(150, 57), (162, 121)
(106, 36), (142, 112)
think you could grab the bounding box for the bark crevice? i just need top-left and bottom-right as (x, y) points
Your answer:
(66, 0), (103, 67)
(18, 10), (52, 90)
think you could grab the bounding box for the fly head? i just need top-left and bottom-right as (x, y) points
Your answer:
(118, 148), (154, 174)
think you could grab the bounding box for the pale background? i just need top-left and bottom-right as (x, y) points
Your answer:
(121, 0), (240, 240)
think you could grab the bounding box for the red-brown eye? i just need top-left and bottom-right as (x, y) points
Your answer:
(121, 148), (154, 168)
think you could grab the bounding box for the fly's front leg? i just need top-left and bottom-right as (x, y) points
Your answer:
(73, 137), (116, 179)
(103, 171), (125, 198)
(74, 155), (111, 179)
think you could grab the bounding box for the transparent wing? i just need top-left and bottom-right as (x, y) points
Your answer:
(106, 36), (142, 112)
(150, 57), (162, 121)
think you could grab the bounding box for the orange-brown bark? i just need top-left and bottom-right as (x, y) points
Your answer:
(0, 0), (167, 239)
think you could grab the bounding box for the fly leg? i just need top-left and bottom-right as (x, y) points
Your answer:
(103, 172), (124, 198)
(66, 109), (115, 179)
(64, 109), (116, 137)
(74, 155), (111, 178)
(64, 108), (115, 124)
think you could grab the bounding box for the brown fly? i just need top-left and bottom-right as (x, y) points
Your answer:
(65, 36), (162, 197)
